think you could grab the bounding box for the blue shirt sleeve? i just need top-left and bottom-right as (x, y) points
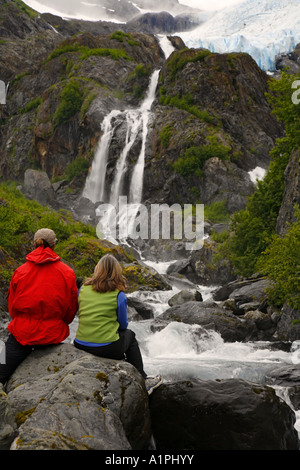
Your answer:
(117, 291), (128, 330)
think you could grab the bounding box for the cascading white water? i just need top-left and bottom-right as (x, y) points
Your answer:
(129, 69), (160, 205)
(83, 68), (161, 243)
(83, 34), (174, 240)
(83, 109), (121, 204)
(109, 110), (141, 207)
(83, 70), (159, 209)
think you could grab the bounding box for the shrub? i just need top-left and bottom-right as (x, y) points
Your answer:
(0, 182), (95, 263)
(173, 142), (230, 177)
(19, 97), (42, 114)
(160, 93), (214, 123)
(46, 43), (132, 63)
(54, 79), (84, 126)
(167, 48), (212, 80)
(205, 200), (230, 223)
(133, 64), (151, 77)
(256, 207), (300, 309)
(65, 156), (90, 182)
(159, 124), (173, 147)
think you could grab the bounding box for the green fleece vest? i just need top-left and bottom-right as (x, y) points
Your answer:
(76, 286), (120, 344)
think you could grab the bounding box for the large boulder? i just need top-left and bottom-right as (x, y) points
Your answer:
(275, 303), (300, 342)
(149, 378), (300, 450)
(1, 344), (151, 450)
(22, 169), (55, 206)
(151, 300), (259, 342)
(168, 289), (203, 306)
(266, 364), (300, 411)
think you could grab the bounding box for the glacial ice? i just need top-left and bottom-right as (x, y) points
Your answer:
(177, 0), (300, 71)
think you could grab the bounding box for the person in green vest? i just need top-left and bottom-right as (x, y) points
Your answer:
(74, 254), (162, 395)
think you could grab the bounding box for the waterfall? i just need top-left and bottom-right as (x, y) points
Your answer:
(82, 36), (175, 241)
(129, 69), (160, 204)
(83, 69), (160, 242)
(84, 69), (159, 208)
(82, 109), (121, 204)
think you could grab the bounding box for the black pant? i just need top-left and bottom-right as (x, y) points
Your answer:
(74, 329), (147, 379)
(0, 334), (33, 385)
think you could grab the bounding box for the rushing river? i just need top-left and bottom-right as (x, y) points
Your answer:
(68, 257), (300, 437)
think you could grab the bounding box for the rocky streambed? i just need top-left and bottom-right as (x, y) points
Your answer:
(1, 251), (300, 451)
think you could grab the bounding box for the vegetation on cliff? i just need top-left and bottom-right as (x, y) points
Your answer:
(216, 71), (300, 309)
(0, 183), (169, 293)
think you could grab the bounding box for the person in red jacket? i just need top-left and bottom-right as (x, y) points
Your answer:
(0, 228), (78, 385)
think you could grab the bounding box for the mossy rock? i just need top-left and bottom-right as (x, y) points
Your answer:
(56, 235), (135, 280)
(122, 262), (171, 293)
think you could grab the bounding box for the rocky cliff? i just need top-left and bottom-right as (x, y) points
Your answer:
(0, 0), (283, 218)
(143, 48), (282, 212)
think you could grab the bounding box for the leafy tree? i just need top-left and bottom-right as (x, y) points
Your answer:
(266, 71), (300, 150)
(256, 207), (300, 309)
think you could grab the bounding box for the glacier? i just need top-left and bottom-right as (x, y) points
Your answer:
(177, 0), (300, 71)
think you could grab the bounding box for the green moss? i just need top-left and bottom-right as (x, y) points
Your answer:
(65, 156), (90, 182)
(110, 30), (131, 42)
(80, 92), (97, 118)
(45, 43), (133, 63)
(19, 97), (42, 115)
(167, 48), (212, 80)
(173, 142), (231, 177)
(205, 200), (230, 223)
(159, 123), (174, 147)
(12, 0), (38, 19)
(54, 79), (85, 127)
(79, 47), (132, 62)
(15, 407), (36, 426)
(96, 372), (109, 384)
(160, 93), (214, 124)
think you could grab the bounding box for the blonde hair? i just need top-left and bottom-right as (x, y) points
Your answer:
(84, 254), (127, 293)
(33, 228), (57, 249)
(34, 238), (52, 249)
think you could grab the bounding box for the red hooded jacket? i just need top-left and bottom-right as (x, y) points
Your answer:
(7, 246), (78, 346)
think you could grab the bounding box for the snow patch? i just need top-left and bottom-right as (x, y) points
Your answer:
(248, 167), (266, 183)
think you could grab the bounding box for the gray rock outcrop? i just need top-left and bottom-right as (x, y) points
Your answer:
(1, 343), (299, 451)
(22, 169), (55, 206)
(0, 344), (151, 450)
(149, 378), (300, 450)
(276, 149), (300, 236)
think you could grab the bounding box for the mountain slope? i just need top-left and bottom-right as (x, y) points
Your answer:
(178, 0), (300, 70)
(23, 0), (201, 22)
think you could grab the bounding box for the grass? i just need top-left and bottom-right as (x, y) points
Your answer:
(45, 43), (133, 63)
